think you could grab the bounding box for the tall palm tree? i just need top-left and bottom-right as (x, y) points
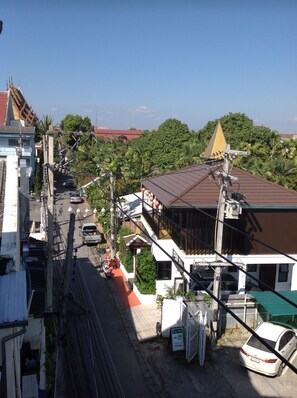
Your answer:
(35, 115), (54, 142)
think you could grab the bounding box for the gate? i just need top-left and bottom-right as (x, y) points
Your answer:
(185, 309), (199, 363)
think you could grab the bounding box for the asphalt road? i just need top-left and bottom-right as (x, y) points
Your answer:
(51, 177), (297, 398)
(53, 182), (161, 398)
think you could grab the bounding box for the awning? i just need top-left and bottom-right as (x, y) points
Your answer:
(251, 291), (297, 317)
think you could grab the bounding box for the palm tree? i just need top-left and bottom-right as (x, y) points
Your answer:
(35, 115), (54, 142)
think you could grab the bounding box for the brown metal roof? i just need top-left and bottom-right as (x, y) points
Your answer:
(142, 164), (297, 209)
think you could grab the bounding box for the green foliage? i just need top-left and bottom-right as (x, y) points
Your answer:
(122, 250), (133, 273)
(60, 114), (92, 132)
(118, 226), (134, 273)
(184, 290), (196, 301)
(134, 249), (156, 294)
(35, 114), (54, 142)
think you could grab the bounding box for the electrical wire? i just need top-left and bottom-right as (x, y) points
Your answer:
(141, 175), (297, 263)
(132, 192), (297, 311)
(57, 144), (297, 373)
(114, 197), (297, 375)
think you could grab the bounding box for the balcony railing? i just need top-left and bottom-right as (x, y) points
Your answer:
(0, 146), (32, 157)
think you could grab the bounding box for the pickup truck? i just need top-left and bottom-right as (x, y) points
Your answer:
(81, 223), (102, 245)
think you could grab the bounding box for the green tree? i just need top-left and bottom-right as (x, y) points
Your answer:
(60, 114), (92, 132)
(135, 249), (156, 294)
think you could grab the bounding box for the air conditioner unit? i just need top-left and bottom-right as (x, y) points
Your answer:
(225, 200), (242, 219)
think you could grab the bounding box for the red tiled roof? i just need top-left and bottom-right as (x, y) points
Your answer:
(94, 128), (143, 141)
(0, 92), (8, 126)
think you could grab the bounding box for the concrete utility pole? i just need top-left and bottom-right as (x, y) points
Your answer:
(62, 212), (76, 301)
(43, 130), (55, 311)
(211, 144), (249, 343)
(109, 171), (117, 259)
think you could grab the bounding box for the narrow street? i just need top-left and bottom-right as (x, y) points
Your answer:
(50, 179), (297, 398)
(52, 183), (160, 398)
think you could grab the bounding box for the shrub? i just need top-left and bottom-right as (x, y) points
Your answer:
(122, 249), (133, 273)
(118, 226), (134, 273)
(135, 249), (156, 294)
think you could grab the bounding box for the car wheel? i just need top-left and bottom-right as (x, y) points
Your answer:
(277, 363), (284, 377)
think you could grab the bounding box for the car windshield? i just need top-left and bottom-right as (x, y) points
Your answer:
(246, 335), (277, 352)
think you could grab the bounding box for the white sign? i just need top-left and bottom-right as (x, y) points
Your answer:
(171, 327), (185, 352)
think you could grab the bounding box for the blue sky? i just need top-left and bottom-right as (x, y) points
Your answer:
(1, 0), (297, 133)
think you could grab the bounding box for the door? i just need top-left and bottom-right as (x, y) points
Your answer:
(259, 264), (276, 290)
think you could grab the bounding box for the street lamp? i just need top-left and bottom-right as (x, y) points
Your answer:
(68, 206), (73, 213)
(93, 208), (97, 215)
(84, 208), (90, 218)
(76, 208), (81, 219)
(101, 207), (106, 216)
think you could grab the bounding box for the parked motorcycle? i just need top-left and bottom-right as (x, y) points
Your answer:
(102, 261), (112, 279)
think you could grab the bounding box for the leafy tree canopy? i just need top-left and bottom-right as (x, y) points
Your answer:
(60, 114), (92, 133)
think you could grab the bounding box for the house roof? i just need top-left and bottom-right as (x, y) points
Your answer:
(8, 84), (38, 126)
(123, 233), (151, 247)
(0, 125), (35, 135)
(142, 163), (297, 209)
(0, 92), (8, 126)
(94, 128), (143, 142)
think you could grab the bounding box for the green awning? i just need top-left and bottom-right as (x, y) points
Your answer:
(251, 291), (297, 317)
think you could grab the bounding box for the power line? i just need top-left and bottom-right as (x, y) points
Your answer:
(114, 197), (297, 375)
(60, 144), (297, 310)
(131, 192), (297, 311)
(142, 175), (297, 263)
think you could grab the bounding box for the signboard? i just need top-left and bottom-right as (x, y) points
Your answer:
(170, 327), (185, 352)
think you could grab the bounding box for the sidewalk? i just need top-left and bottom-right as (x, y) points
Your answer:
(111, 267), (161, 342)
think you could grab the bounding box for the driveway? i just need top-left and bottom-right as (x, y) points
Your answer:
(141, 331), (297, 398)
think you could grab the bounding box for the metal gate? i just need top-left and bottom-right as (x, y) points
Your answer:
(182, 302), (208, 365)
(185, 309), (200, 363)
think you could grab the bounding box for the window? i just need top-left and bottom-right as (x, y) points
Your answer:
(8, 138), (30, 147)
(8, 138), (19, 147)
(278, 264), (289, 282)
(247, 264), (257, 273)
(278, 331), (294, 351)
(156, 261), (172, 280)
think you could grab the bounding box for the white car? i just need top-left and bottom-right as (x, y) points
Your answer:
(70, 192), (83, 204)
(239, 321), (297, 377)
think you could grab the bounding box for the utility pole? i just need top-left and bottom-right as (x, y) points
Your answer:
(43, 130), (55, 311)
(211, 144), (249, 343)
(110, 171), (116, 259)
(62, 212), (76, 302)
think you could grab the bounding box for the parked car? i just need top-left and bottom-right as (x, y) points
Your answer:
(70, 192), (83, 204)
(239, 321), (297, 377)
(63, 179), (75, 189)
(80, 223), (102, 245)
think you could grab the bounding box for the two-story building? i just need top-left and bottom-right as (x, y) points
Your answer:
(140, 162), (297, 297)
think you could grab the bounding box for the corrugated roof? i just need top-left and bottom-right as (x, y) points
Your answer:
(251, 291), (297, 317)
(0, 271), (28, 324)
(142, 164), (297, 208)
